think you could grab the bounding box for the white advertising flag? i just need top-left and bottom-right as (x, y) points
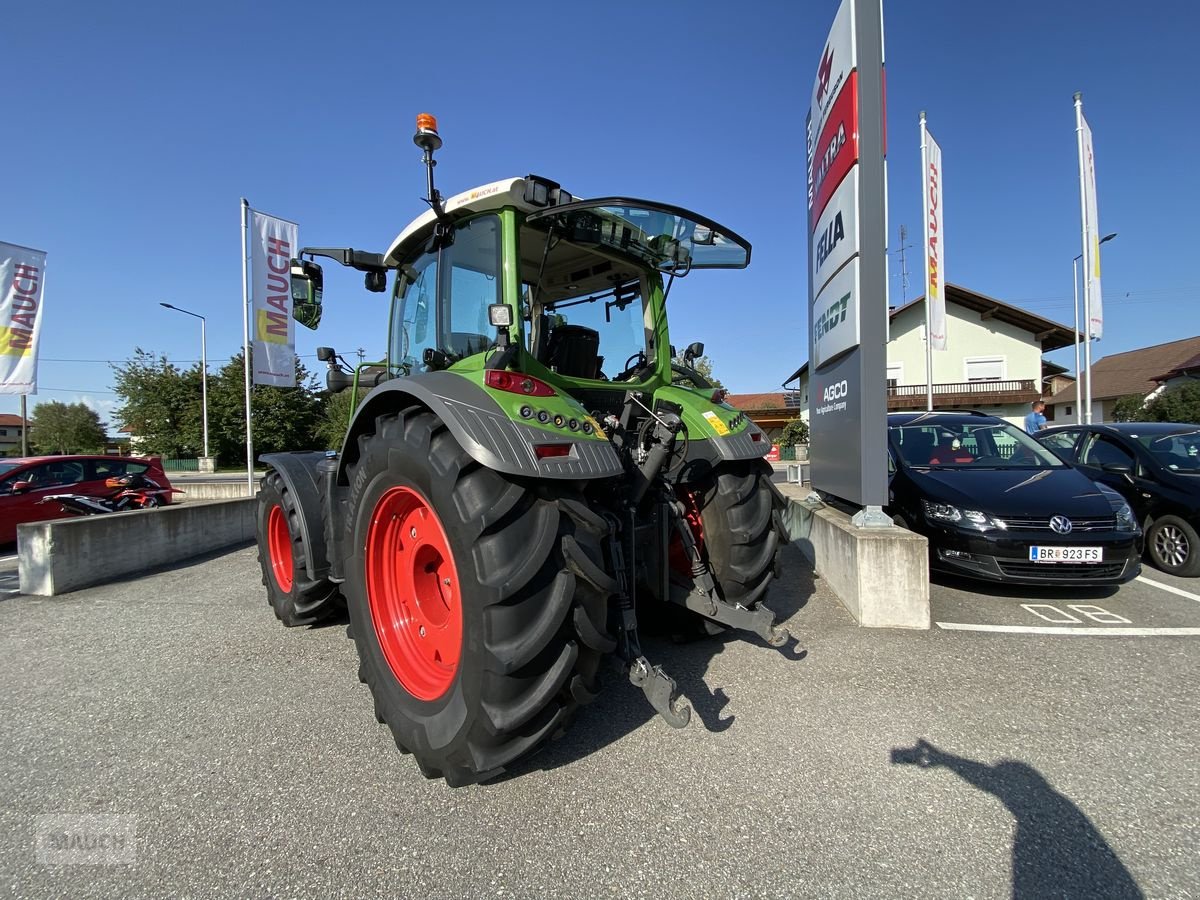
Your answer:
(249, 210), (298, 387)
(922, 126), (947, 351)
(0, 242), (47, 394)
(1080, 115), (1104, 339)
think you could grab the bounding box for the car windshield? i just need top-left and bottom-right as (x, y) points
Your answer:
(1134, 429), (1200, 473)
(525, 201), (751, 272)
(891, 419), (1065, 469)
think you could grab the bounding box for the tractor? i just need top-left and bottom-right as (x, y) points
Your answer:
(255, 114), (792, 786)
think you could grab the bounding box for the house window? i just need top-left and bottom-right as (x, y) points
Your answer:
(886, 363), (903, 389)
(0, 429), (7, 436)
(964, 356), (1005, 382)
(1065, 405), (1073, 416)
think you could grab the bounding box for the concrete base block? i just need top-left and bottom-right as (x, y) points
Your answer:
(176, 482), (257, 502)
(18, 498), (257, 596)
(197, 457), (217, 474)
(778, 484), (930, 629)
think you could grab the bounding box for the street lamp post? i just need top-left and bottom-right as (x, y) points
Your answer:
(1074, 232), (1117, 426)
(159, 302), (209, 461)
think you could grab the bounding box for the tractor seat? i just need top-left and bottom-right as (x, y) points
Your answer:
(545, 324), (601, 379)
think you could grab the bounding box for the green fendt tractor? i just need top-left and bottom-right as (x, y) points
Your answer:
(255, 114), (792, 785)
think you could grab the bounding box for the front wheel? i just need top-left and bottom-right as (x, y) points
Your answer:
(255, 471), (343, 626)
(1147, 515), (1200, 577)
(342, 407), (615, 786)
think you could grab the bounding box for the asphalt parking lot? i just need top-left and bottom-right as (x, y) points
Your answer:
(0, 544), (1197, 898)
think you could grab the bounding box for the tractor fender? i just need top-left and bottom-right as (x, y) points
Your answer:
(258, 450), (333, 582)
(685, 422), (772, 467)
(337, 371), (623, 485)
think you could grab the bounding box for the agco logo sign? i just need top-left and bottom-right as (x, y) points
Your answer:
(822, 381), (848, 402)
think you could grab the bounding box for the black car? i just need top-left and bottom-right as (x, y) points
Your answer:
(886, 412), (1141, 585)
(1037, 422), (1200, 576)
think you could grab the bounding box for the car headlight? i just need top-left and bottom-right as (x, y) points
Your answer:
(1115, 501), (1136, 532)
(921, 500), (1005, 531)
(1094, 482), (1138, 533)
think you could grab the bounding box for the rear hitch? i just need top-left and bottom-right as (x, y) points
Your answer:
(676, 589), (790, 647)
(629, 657), (691, 728)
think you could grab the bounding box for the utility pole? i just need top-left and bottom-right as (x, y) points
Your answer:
(356, 348), (366, 366)
(897, 224), (912, 304)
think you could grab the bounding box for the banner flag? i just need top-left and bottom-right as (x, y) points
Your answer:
(922, 127), (947, 351)
(0, 242), (47, 395)
(249, 210), (298, 387)
(1079, 115), (1104, 339)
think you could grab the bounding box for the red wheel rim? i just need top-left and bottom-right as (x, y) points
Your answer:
(267, 504), (294, 593)
(365, 486), (463, 701)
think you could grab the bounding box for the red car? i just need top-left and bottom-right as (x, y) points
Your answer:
(0, 455), (175, 544)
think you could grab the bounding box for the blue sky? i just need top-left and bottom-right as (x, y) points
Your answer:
(2, 0), (1197, 425)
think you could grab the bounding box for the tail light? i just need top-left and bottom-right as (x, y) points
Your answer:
(534, 444), (572, 460)
(485, 370), (556, 397)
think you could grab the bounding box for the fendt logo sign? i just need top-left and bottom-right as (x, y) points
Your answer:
(814, 291), (850, 341)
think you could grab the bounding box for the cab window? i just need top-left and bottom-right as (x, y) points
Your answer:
(1040, 430), (1082, 461)
(1081, 434), (1135, 470)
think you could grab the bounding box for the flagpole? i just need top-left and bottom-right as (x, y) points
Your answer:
(1074, 92), (1094, 425)
(920, 110), (933, 411)
(20, 395), (27, 455)
(241, 198), (255, 495)
(1072, 256), (1082, 424)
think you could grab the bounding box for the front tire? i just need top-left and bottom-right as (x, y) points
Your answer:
(697, 459), (783, 608)
(256, 470), (343, 626)
(342, 407), (614, 786)
(1147, 515), (1200, 577)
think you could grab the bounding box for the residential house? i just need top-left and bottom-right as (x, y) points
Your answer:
(1045, 335), (1200, 423)
(0, 414), (29, 455)
(722, 391), (803, 442)
(1150, 350), (1200, 391)
(784, 284), (1078, 427)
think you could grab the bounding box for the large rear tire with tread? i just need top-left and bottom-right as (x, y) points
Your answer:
(342, 407), (613, 786)
(256, 470), (343, 627)
(697, 459), (784, 609)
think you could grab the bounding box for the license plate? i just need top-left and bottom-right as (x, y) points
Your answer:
(1028, 546), (1104, 563)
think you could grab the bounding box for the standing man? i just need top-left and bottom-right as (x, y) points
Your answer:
(1024, 400), (1047, 435)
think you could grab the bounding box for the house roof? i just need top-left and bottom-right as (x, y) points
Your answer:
(725, 392), (798, 411)
(1047, 335), (1200, 405)
(782, 282), (1078, 386)
(1151, 351), (1200, 383)
(0, 414), (25, 427)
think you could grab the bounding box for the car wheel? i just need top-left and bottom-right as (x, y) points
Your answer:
(1147, 515), (1200, 577)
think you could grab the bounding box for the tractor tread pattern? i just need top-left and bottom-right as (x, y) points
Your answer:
(343, 407), (612, 786)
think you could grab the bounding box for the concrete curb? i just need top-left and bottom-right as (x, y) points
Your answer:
(777, 483), (930, 629)
(18, 498), (257, 596)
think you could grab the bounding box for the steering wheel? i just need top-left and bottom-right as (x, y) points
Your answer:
(615, 351), (648, 382)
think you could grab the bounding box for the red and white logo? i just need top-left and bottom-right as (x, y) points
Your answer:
(816, 45), (834, 103)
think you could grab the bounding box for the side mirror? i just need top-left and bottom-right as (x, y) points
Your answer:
(290, 259), (324, 330)
(316, 346), (336, 363)
(10, 480), (31, 494)
(413, 292), (429, 344)
(684, 341), (704, 364)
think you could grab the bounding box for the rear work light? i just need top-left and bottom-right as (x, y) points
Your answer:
(485, 370), (556, 397)
(534, 444), (572, 460)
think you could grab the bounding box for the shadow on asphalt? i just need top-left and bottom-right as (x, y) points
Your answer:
(505, 562), (816, 780)
(932, 571), (1121, 602)
(892, 739), (1143, 899)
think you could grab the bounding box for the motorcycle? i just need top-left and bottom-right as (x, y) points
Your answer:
(37, 473), (184, 517)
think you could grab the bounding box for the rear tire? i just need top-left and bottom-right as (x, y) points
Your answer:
(696, 459), (783, 608)
(1147, 515), (1200, 577)
(342, 407), (614, 786)
(256, 470), (343, 627)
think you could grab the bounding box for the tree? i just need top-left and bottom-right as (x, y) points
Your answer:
(316, 388), (369, 451)
(206, 350), (323, 465)
(670, 352), (725, 389)
(780, 417), (810, 446)
(1111, 394), (1147, 423)
(30, 401), (107, 454)
(111, 349), (204, 457)
(1143, 381), (1200, 424)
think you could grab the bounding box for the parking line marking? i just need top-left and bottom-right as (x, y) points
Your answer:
(935, 622), (1200, 636)
(1136, 576), (1200, 604)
